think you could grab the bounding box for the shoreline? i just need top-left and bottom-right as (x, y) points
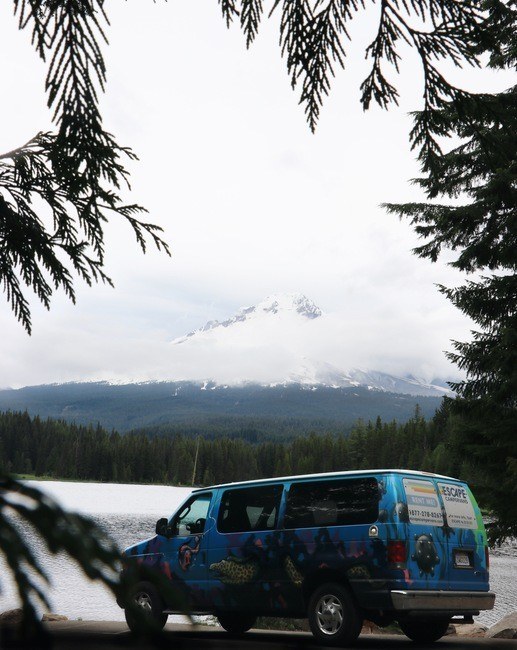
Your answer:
(13, 474), (198, 489)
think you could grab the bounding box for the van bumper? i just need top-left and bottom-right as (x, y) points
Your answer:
(390, 590), (495, 613)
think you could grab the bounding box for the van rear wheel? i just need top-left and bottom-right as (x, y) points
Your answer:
(217, 613), (256, 634)
(399, 618), (450, 643)
(308, 582), (363, 646)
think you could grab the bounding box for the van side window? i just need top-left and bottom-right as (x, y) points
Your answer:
(218, 485), (283, 534)
(284, 477), (379, 529)
(173, 492), (212, 536)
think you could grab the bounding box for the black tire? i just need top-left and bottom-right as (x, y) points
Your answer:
(124, 581), (168, 634)
(308, 582), (363, 647)
(217, 613), (256, 634)
(399, 619), (450, 643)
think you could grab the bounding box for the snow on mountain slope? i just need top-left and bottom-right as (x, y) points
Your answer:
(174, 293), (322, 344)
(165, 293), (451, 397)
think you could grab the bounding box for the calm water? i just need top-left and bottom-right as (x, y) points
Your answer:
(0, 480), (514, 627)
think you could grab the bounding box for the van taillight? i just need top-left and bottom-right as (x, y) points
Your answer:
(387, 540), (407, 564)
(485, 546), (490, 569)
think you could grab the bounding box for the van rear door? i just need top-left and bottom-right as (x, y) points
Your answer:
(437, 481), (489, 592)
(402, 477), (449, 591)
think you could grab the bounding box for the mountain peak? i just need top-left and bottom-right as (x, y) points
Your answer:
(175, 293), (322, 343)
(253, 293), (322, 319)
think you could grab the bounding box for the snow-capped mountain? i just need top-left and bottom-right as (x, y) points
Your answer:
(175, 294), (322, 344)
(0, 293), (451, 429)
(167, 293), (451, 397)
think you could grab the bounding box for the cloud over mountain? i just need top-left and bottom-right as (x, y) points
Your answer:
(159, 293), (450, 396)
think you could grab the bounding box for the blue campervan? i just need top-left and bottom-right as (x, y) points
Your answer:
(119, 469), (495, 645)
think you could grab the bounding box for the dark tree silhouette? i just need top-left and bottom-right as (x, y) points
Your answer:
(384, 1), (516, 542)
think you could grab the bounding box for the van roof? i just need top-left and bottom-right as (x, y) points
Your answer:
(193, 468), (460, 492)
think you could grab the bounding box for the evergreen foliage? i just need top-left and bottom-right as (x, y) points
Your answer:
(221, 0), (484, 134)
(130, 416), (353, 442)
(0, 475), (120, 642)
(384, 1), (516, 543)
(0, 408), (459, 486)
(1, 2), (169, 334)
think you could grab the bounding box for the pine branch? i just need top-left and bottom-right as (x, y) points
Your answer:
(241, 0), (264, 47)
(0, 475), (120, 639)
(276, 0), (354, 131)
(260, 0), (486, 136)
(361, 1), (402, 110)
(0, 132), (170, 334)
(0, 474), (192, 638)
(219, 0), (239, 27)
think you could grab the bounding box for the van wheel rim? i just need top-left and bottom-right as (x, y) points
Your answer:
(135, 592), (152, 612)
(315, 594), (343, 635)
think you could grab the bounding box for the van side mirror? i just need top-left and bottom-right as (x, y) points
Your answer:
(155, 517), (171, 537)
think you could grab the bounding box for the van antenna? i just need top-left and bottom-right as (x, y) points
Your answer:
(192, 436), (200, 487)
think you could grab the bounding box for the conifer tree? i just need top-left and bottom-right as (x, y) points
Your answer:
(223, 4), (515, 542)
(384, 2), (516, 542)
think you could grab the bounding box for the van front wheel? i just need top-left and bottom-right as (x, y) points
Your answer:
(124, 581), (168, 634)
(308, 583), (363, 646)
(399, 618), (450, 643)
(217, 613), (256, 634)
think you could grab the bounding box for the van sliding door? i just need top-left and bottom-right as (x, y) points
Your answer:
(207, 484), (286, 614)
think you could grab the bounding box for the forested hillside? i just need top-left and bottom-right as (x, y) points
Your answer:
(0, 382), (443, 432)
(0, 407), (461, 486)
(126, 416), (353, 441)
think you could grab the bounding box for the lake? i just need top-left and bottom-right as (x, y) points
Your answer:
(0, 480), (192, 624)
(0, 480), (514, 627)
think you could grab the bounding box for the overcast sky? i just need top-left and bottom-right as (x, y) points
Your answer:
(0, 2), (512, 389)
